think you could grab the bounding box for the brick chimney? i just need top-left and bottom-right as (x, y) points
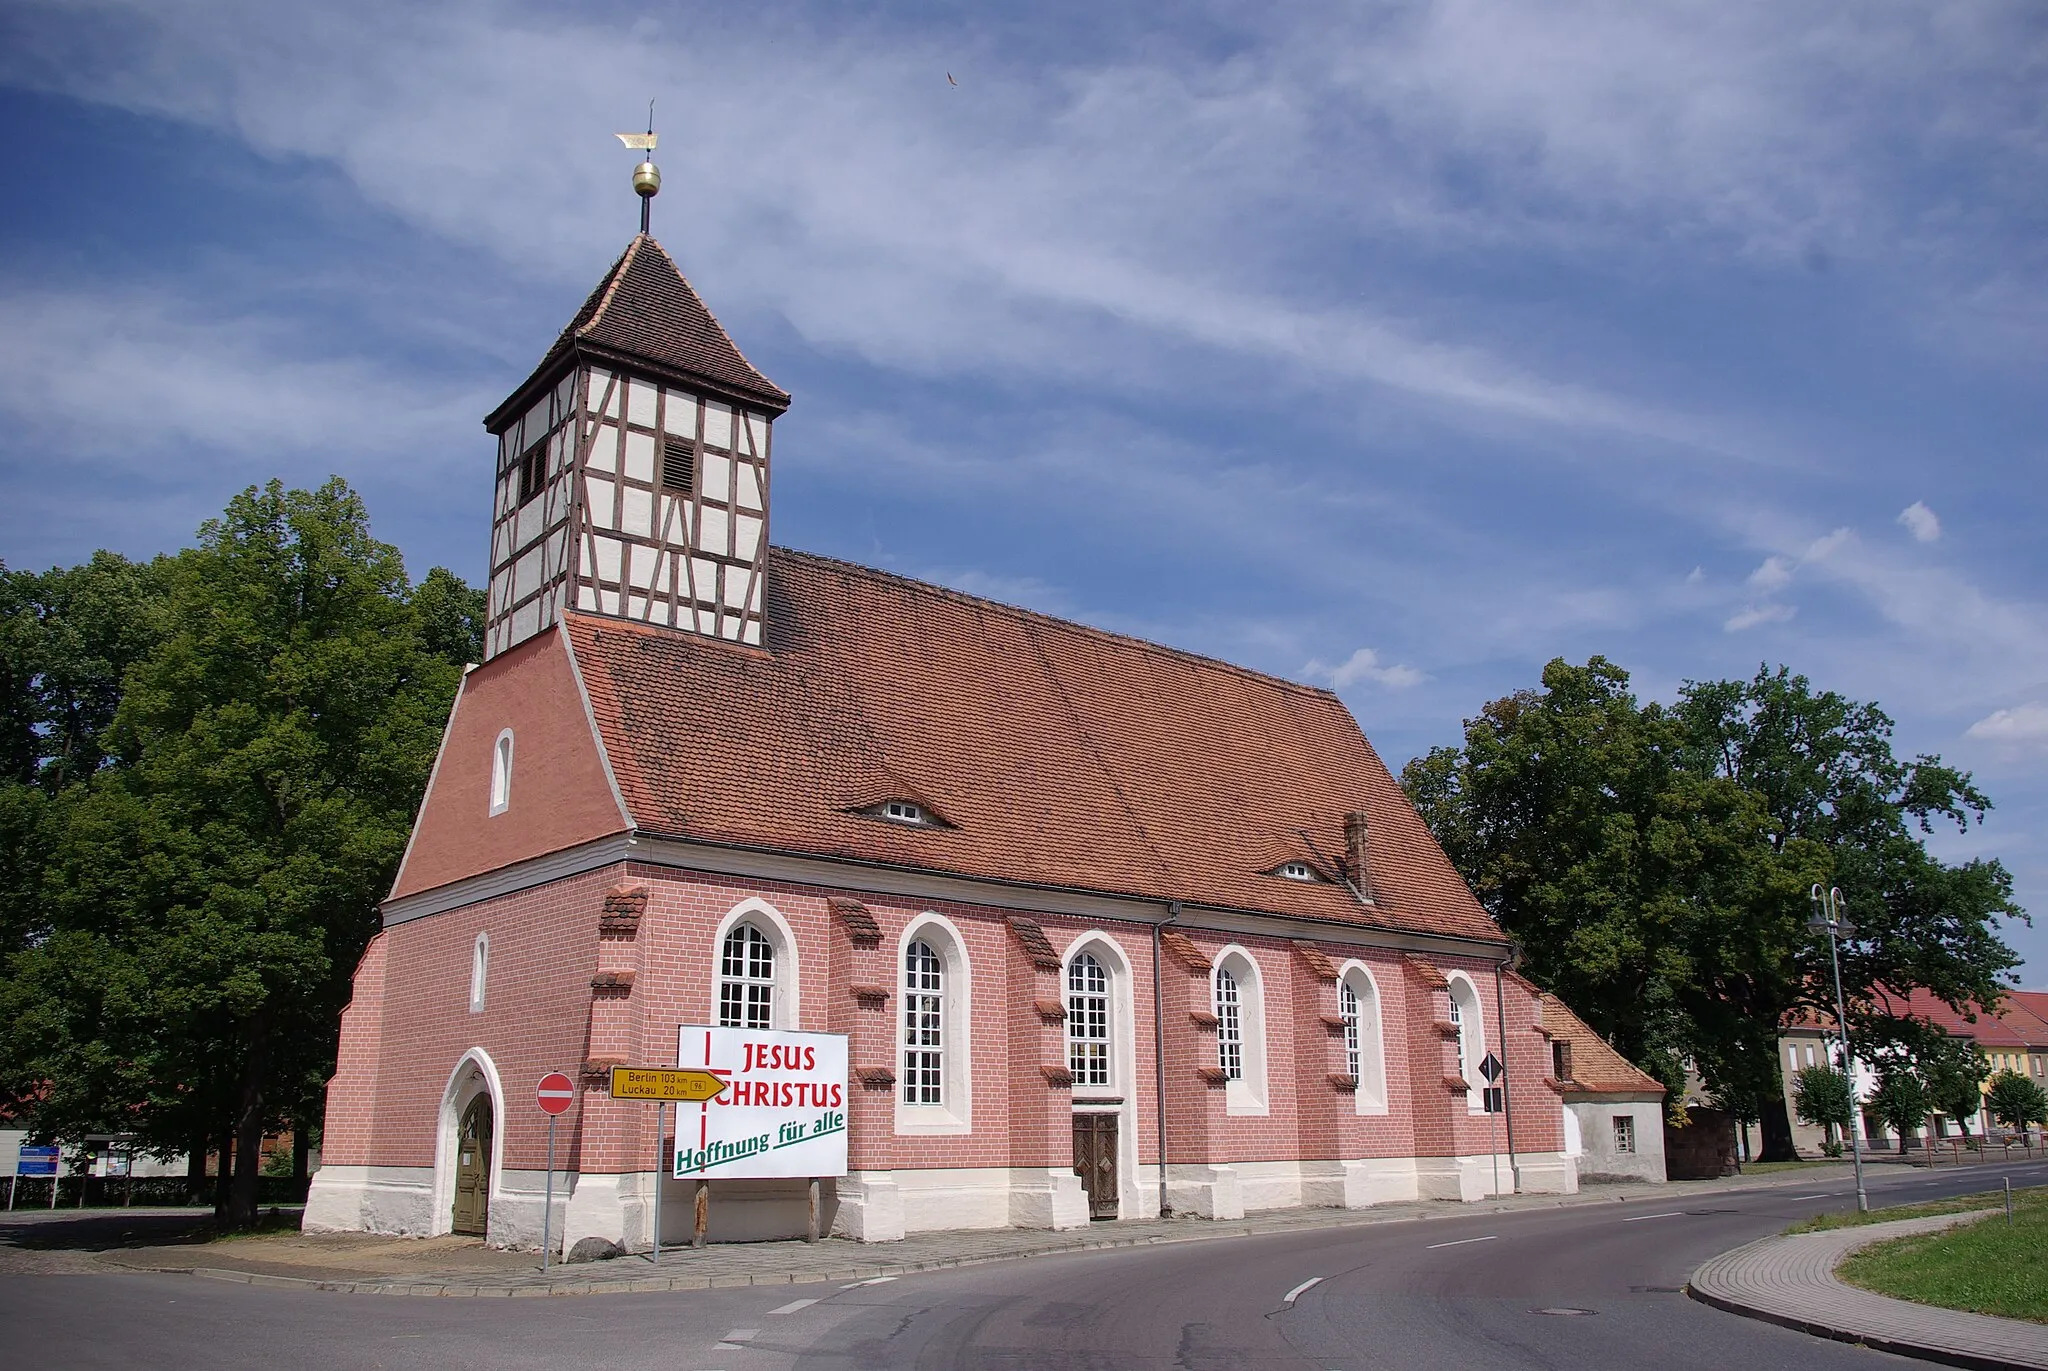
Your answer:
(1343, 811), (1376, 903)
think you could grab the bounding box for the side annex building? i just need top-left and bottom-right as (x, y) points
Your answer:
(306, 229), (1578, 1253)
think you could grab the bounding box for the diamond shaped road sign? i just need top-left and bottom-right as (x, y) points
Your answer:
(1479, 1052), (1504, 1083)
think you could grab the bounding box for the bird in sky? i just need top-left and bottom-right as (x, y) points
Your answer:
(947, 72), (957, 86)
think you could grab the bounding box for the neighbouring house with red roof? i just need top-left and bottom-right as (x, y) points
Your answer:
(1871, 987), (2048, 1139)
(1539, 998), (1666, 1182)
(303, 227), (1576, 1255)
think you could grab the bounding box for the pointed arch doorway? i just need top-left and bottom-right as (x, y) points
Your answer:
(453, 1094), (494, 1235)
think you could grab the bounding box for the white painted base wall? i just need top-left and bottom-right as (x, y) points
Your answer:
(305, 1152), (1579, 1249)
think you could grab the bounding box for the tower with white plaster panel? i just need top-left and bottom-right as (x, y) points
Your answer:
(479, 233), (789, 659)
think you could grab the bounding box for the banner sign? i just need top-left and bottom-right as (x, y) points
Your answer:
(672, 1026), (849, 1179)
(16, 1145), (58, 1176)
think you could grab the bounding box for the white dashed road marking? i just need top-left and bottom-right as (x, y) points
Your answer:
(714, 1329), (759, 1350)
(1426, 1235), (1499, 1249)
(1621, 1212), (1685, 1222)
(1790, 1193), (1832, 1199)
(767, 1298), (818, 1315)
(1282, 1277), (1323, 1305)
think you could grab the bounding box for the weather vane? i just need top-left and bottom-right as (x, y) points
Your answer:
(616, 99), (659, 235)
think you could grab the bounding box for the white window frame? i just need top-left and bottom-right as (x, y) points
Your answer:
(1447, 972), (1488, 1114)
(1613, 1113), (1637, 1154)
(489, 729), (514, 816)
(711, 898), (799, 1030)
(1277, 861), (1315, 882)
(1212, 946), (1269, 1115)
(1066, 951), (1113, 1090)
(1336, 961), (1389, 1113)
(895, 914), (972, 1135)
(469, 932), (489, 1013)
(882, 800), (928, 826)
(1215, 967), (1244, 1080)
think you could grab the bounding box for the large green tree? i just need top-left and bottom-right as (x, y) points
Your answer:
(1403, 657), (2022, 1160)
(0, 480), (481, 1224)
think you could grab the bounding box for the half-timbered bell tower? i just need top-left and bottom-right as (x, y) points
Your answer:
(479, 157), (790, 659)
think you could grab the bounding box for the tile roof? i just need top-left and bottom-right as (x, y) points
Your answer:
(563, 549), (1507, 945)
(1540, 996), (1667, 1096)
(1867, 986), (2048, 1048)
(500, 234), (789, 421)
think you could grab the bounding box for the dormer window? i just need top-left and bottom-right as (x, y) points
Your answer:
(1276, 861), (1317, 882)
(883, 800), (928, 826)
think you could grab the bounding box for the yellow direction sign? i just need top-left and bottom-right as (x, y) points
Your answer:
(609, 1066), (727, 1103)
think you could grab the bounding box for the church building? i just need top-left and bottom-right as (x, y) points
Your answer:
(305, 162), (1578, 1254)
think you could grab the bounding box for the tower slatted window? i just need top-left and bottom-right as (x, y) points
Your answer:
(661, 436), (694, 496)
(718, 924), (774, 1029)
(901, 940), (943, 1105)
(519, 440), (548, 506)
(1067, 953), (1110, 1087)
(1340, 981), (1361, 1081)
(1215, 967), (1244, 1080)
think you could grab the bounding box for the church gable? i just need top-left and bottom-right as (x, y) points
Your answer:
(389, 626), (630, 900)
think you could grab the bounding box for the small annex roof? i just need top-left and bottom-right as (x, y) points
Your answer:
(1540, 996), (1666, 1097)
(487, 234), (789, 430)
(561, 549), (1507, 944)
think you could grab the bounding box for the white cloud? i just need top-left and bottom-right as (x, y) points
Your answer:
(1747, 555), (1794, 593)
(1967, 703), (2048, 747)
(1899, 500), (1942, 543)
(1306, 647), (1426, 691)
(1805, 526), (1857, 562)
(1724, 603), (1796, 632)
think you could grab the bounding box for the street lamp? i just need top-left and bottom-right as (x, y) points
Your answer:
(1809, 885), (1869, 1213)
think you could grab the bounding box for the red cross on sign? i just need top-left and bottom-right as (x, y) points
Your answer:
(536, 1072), (576, 1116)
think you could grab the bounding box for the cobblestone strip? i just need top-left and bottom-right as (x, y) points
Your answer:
(1689, 1211), (2048, 1371)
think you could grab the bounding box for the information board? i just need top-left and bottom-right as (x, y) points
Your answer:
(672, 1026), (849, 1179)
(16, 1145), (58, 1176)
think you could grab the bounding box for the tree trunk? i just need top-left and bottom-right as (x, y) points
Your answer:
(226, 1013), (272, 1229)
(1757, 1095), (1799, 1162)
(211, 1126), (234, 1222)
(292, 1121), (309, 1187)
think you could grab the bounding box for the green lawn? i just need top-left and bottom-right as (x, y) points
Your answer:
(1835, 1189), (2048, 1323)
(1786, 1185), (2045, 1234)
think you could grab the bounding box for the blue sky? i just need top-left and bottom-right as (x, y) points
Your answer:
(3, 1), (2045, 984)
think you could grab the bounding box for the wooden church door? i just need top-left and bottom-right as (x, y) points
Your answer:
(453, 1095), (493, 1235)
(1072, 1113), (1119, 1219)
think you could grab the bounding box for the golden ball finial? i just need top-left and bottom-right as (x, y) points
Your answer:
(633, 160), (661, 199)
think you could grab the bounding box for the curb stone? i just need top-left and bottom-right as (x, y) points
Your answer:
(105, 1163), (1932, 1298)
(1688, 1211), (2048, 1371)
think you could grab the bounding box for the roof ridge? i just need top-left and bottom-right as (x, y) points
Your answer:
(772, 546), (1348, 706)
(574, 234), (649, 346)
(631, 237), (784, 403)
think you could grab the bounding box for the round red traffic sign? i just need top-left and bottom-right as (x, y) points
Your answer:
(536, 1072), (576, 1115)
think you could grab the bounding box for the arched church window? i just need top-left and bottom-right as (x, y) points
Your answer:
(1215, 967), (1244, 1080)
(718, 924), (775, 1029)
(902, 940), (943, 1105)
(1067, 953), (1111, 1087)
(489, 730), (513, 816)
(1340, 979), (1361, 1080)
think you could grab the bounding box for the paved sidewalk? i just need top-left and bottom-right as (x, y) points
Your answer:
(93, 1164), (1878, 1297)
(1689, 1211), (2048, 1371)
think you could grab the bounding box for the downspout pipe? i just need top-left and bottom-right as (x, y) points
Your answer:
(1154, 901), (1181, 1218)
(1494, 957), (1520, 1193)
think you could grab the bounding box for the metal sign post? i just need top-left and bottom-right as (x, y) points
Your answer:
(652, 1101), (665, 1262)
(535, 1073), (574, 1271)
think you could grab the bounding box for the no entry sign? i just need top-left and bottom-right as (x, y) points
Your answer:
(536, 1072), (576, 1115)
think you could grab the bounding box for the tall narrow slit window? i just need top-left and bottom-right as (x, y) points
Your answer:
(901, 940), (943, 1105)
(1339, 981), (1361, 1080)
(1448, 995), (1466, 1076)
(1214, 967), (1244, 1080)
(718, 924), (775, 1029)
(469, 932), (489, 1013)
(661, 436), (695, 497)
(1066, 953), (1111, 1087)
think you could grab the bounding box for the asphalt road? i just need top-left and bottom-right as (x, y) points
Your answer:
(8, 1159), (2047, 1370)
